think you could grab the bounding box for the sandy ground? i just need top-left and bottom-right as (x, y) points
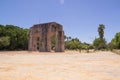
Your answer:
(0, 51), (120, 80)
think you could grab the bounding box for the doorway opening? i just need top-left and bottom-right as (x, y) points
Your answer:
(36, 37), (40, 51)
(51, 35), (56, 52)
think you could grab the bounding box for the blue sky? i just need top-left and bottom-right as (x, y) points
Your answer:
(0, 0), (120, 43)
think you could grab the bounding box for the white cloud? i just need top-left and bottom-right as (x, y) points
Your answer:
(60, 0), (64, 5)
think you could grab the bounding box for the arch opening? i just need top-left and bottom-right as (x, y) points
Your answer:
(50, 34), (56, 52)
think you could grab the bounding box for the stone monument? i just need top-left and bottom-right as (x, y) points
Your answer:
(28, 22), (64, 52)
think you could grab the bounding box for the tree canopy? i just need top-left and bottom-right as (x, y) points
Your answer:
(98, 24), (105, 39)
(0, 24), (28, 50)
(93, 24), (106, 50)
(110, 32), (120, 49)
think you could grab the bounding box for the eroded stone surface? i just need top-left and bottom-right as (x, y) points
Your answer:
(29, 22), (64, 52)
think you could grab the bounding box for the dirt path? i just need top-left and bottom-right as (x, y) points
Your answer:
(0, 51), (120, 80)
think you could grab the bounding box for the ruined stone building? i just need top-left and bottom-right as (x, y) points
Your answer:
(28, 22), (64, 52)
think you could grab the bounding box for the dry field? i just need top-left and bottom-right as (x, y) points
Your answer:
(0, 51), (120, 80)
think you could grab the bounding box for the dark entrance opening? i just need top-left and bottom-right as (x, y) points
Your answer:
(51, 35), (56, 51)
(37, 37), (40, 50)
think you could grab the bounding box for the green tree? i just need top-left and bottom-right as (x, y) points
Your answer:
(93, 38), (106, 50)
(81, 43), (91, 53)
(98, 24), (105, 39)
(0, 25), (6, 37)
(107, 42), (114, 51)
(93, 24), (106, 50)
(0, 24), (29, 50)
(65, 37), (81, 50)
(110, 32), (120, 49)
(0, 36), (10, 50)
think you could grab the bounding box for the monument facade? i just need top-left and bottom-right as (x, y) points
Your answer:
(28, 22), (64, 52)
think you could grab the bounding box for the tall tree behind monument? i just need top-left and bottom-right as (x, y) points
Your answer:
(98, 24), (105, 40)
(93, 24), (107, 50)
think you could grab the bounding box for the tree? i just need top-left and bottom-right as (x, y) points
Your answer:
(65, 37), (81, 50)
(0, 36), (10, 50)
(107, 42), (115, 51)
(0, 24), (29, 50)
(93, 24), (106, 50)
(110, 32), (120, 49)
(0, 25), (6, 37)
(93, 38), (106, 50)
(98, 24), (105, 39)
